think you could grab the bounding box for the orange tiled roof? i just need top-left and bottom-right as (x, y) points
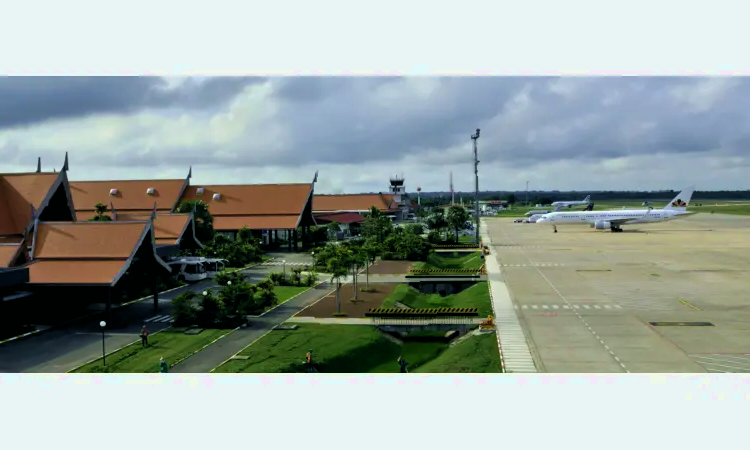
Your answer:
(180, 184), (313, 216)
(69, 179), (186, 213)
(27, 220), (169, 285)
(313, 193), (397, 213)
(116, 213), (195, 245)
(0, 173), (60, 236)
(27, 260), (129, 285)
(0, 244), (21, 268)
(214, 215), (300, 231)
(34, 221), (148, 259)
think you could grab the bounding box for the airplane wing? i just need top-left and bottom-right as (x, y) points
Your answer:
(607, 209), (653, 226)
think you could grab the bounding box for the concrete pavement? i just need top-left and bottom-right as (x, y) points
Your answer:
(480, 220), (538, 373)
(484, 214), (750, 373)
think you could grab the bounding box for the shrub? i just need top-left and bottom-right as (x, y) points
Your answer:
(215, 270), (247, 287)
(405, 223), (424, 235)
(427, 230), (442, 244)
(268, 272), (291, 286)
(171, 292), (197, 326)
(196, 290), (226, 327)
(290, 267), (303, 286)
(303, 271), (319, 287)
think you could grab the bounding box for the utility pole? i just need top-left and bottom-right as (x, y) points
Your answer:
(526, 181), (529, 206)
(471, 128), (480, 244)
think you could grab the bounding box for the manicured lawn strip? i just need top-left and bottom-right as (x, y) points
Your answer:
(382, 282), (493, 317)
(413, 252), (484, 271)
(415, 333), (502, 373)
(213, 323), (501, 373)
(271, 286), (310, 304)
(213, 324), (450, 373)
(73, 329), (232, 373)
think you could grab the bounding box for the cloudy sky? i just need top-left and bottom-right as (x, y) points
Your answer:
(0, 76), (747, 193)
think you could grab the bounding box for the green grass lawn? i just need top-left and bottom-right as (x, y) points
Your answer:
(272, 286), (310, 304)
(381, 282), (493, 317)
(73, 328), (233, 373)
(414, 252), (484, 271)
(415, 333), (501, 373)
(213, 324), (501, 373)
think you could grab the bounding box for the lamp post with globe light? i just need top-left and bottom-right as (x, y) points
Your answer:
(99, 321), (107, 366)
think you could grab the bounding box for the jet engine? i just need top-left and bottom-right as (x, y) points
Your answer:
(594, 220), (611, 230)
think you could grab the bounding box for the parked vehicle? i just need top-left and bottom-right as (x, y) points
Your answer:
(203, 258), (228, 278)
(167, 259), (208, 282)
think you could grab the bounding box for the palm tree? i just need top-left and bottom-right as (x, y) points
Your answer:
(362, 239), (380, 291)
(89, 202), (113, 221)
(326, 246), (352, 314)
(176, 199), (214, 243)
(446, 205), (471, 242)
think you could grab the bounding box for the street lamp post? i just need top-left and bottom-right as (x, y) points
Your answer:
(283, 259), (287, 278)
(471, 128), (481, 244)
(99, 320), (107, 366)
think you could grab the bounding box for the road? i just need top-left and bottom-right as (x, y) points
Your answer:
(0, 253), (317, 373)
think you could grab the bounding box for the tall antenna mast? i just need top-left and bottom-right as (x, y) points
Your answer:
(450, 171), (455, 204)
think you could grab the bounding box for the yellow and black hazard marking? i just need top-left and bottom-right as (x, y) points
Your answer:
(365, 307), (479, 317)
(409, 268), (482, 274)
(648, 322), (714, 327)
(432, 244), (481, 249)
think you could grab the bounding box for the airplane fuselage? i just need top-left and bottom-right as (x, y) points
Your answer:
(537, 209), (685, 226)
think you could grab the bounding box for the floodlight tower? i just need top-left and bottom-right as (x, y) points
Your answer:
(471, 128), (480, 244)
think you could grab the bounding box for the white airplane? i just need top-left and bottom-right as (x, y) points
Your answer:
(536, 186), (695, 233)
(551, 195), (591, 209)
(527, 204), (565, 222)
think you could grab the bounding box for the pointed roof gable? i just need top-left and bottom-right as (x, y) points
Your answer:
(0, 172), (65, 236)
(26, 220), (171, 285)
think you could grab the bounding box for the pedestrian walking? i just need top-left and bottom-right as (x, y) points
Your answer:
(159, 357), (169, 373)
(305, 349), (315, 373)
(140, 325), (149, 347)
(398, 355), (408, 373)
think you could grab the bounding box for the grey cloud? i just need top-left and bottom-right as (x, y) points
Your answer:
(7, 76), (750, 181)
(0, 76), (264, 130)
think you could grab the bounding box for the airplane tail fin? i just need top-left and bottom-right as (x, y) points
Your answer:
(663, 186), (695, 212)
(583, 195), (590, 203)
(553, 204), (565, 212)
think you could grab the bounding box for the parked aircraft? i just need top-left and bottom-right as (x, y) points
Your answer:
(551, 195), (591, 209)
(535, 187), (695, 233)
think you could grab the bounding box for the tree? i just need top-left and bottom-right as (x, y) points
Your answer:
(89, 202), (113, 221)
(446, 205), (471, 242)
(361, 238), (380, 291)
(361, 206), (393, 243)
(171, 291), (197, 326)
(326, 221), (341, 240)
(405, 223), (424, 235)
(425, 209), (448, 240)
(176, 199), (214, 243)
(325, 245), (353, 315)
(504, 193), (516, 204)
(255, 278), (278, 310)
(196, 290), (226, 327)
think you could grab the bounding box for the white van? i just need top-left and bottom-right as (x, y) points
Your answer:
(167, 259), (208, 282)
(203, 258), (228, 278)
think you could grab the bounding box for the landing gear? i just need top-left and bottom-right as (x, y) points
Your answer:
(553, 226), (558, 233)
(610, 227), (623, 233)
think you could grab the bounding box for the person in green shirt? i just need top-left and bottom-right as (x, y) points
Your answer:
(159, 357), (169, 373)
